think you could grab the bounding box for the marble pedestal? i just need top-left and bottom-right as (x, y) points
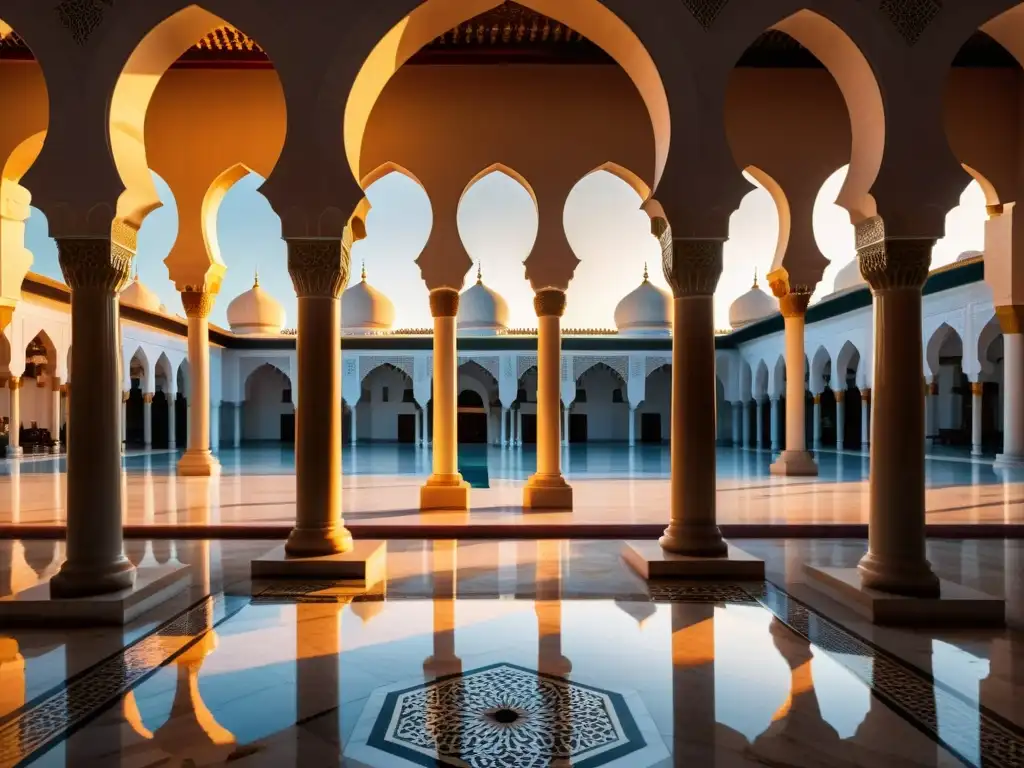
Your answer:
(177, 450), (220, 477)
(522, 479), (573, 511)
(419, 481), (470, 512)
(622, 541), (765, 580)
(805, 566), (1005, 627)
(0, 564), (191, 626)
(769, 450), (819, 477)
(251, 541), (386, 588)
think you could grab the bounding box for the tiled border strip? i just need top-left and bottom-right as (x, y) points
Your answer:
(750, 582), (1024, 768)
(0, 593), (248, 768)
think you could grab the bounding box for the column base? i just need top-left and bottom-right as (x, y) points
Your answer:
(994, 452), (1024, 469)
(622, 541), (765, 580)
(420, 474), (470, 511)
(856, 551), (940, 598)
(177, 450), (221, 477)
(423, 655), (462, 679)
(804, 565), (1004, 627)
(167, 441), (176, 450)
(251, 542), (386, 588)
(0, 563), (190, 626)
(285, 524), (354, 557)
(522, 473), (573, 510)
(50, 555), (136, 598)
(49, 444), (60, 454)
(8, 446), (22, 457)
(769, 450), (819, 477)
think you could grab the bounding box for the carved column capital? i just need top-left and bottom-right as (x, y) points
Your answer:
(122, 391), (130, 403)
(855, 217), (933, 291)
(286, 238), (350, 299)
(861, 388), (871, 402)
(534, 289), (566, 318)
(834, 390), (845, 403)
(181, 290), (216, 319)
(56, 225), (136, 293)
(812, 394), (821, 405)
(778, 292), (812, 318)
(143, 393), (154, 404)
(657, 231), (724, 298)
(7, 377), (20, 391)
(995, 305), (1024, 334)
(971, 381), (984, 397)
(928, 381), (938, 396)
(429, 288), (460, 318)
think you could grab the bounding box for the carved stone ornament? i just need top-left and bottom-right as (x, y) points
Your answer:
(56, 237), (134, 292)
(55, 0), (110, 45)
(7, 377), (21, 391)
(534, 289), (567, 318)
(855, 216), (933, 291)
(778, 292), (812, 318)
(879, 0), (942, 46)
(286, 238), (350, 299)
(995, 305), (1024, 335)
(181, 290), (216, 319)
(656, 225), (723, 297)
(429, 288), (460, 318)
(683, 0), (729, 30)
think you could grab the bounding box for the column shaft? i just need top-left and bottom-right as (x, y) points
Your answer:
(628, 407), (636, 447)
(755, 400), (764, 448)
(742, 402), (751, 447)
(516, 409), (522, 446)
(770, 299), (817, 475)
(562, 403), (569, 447)
(51, 379), (62, 449)
(731, 402), (741, 446)
(415, 407), (422, 446)
(856, 230), (939, 596)
(812, 397), (822, 448)
(770, 398), (780, 450)
(971, 382), (984, 456)
(421, 289), (469, 510)
(285, 238), (352, 555)
(524, 291), (572, 508)
(861, 389), (870, 447)
(659, 238), (725, 556)
(177, 293), (219, 476)
(167, 394), (176, 449)
(210, 402), (220, 449)
(233, 402), (241, 448)
(501, 406), (508, 447)
(7, 378), (20, 456)
(121, 393), (127, 447)
(142, 394), (153, 447)
(351, 404), (358, 445)
(50, 236), (135, 597)
(996, 323), (1024, 465)
(835, 391), (845, 449)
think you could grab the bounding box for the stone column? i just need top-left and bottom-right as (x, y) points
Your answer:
(771, 294), (817, 475)
(414, 406), (421, 446)
(142, 393), (153, 447)
(210, 401), (220, 450)
(860, 389), (870, 447)
(421, 289), (469, 510)
(562, 403), (569, 447)
(812, 395), (822, 449)
(350, 404), (358, 445)
(524, 290), (572, 509)
(63, 385), (70, 451)
(628, 406), (636, 447)
(7, 378), (21, 457)
(995, 308), (1024, 467)
(971, 381), (984, 456)
(659, 239), (726, 556)
(742, 401), (752, 447)
(516, 409), (522, 446)
(50, 378), (62, 452)
(856, 223), (939, 596)
(121, 391), (129, 449)
(177, 291), (220, 476)
(501, 406), (508, 447)
(756, 399), (764, 448)
(49, 235), (135, 597)
(167, 393), (176, 449)
(731, 402), (742, 446)
(925, 380), (938, 443)
(233, 402), (241, 448)
(834, 390), (845, 450)
(284, 239), (352, 555)
(769, 396), (781, 451)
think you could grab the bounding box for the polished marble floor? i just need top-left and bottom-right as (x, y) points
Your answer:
(0, 538), (1022, 766)
(0, 445), (1022, 531)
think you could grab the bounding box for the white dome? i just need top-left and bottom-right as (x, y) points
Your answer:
(457, 266), (509, 336)
(614, 265), (671, 336)
(833, 258), (867, 294)
(728, 272), (778, 329)
(342, 265), (395, 335)
(226, 273), (286, 335)
(957, 249), (983, 262)
(120, 274), (162, 313)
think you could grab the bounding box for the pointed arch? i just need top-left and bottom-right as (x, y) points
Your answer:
(809, 345), (832, 394)
(754, 359), (769, 399)
(201, 163), (254, 275)
(458, 359), (499, 389)
(744, 166), (792, 271)
(977, 314), (1003, 376)
(835, 340), (862, 387)
(460, 163), (538, 210)
(24, 329), (57, 379)
(582, 162), (652, 201)
(360, 161), (425, 192)
(127, 345), (153, 392)
(926, 322), (963, 379)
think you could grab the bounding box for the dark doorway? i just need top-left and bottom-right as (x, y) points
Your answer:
(458, 390), (488, 443)
(342, 404), (351, 443)
(397, 413), (416, 443)
(845, 387), (862, 447)
(521, 414), (537, 444)
(126, 384), (144, 446)
(280, 413), (295, 443)
(152, 390), (170, 448)
(175, 394), (188, 446)
(640, 412), (662, 443)
(569, 413), (588, 443)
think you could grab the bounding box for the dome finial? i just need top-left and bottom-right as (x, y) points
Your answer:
(642, 262), (649, 282)
(752, 268), (758, 289)
(133, 262), (139, 282)
(253, 268), (259, 288)
(476, 261), (483, 284)
(361, 260), (367, 282)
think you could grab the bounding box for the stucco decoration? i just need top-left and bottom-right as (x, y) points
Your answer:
(574, 356), (628, 382)
(683, 0), (729, 30)
(517, 355), (538, 379)
(645, 356), (671, 377)
(458, 355), (499, 382)
(359, 356), (414, 383)
(879, 0), (942, 46)
(54, 0), (107, 45)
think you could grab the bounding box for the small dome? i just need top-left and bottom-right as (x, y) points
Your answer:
(957, 249), (983, 262)
(728, 270), (778, 329)
(342, 264), (395, 335)
(120, 273), (162, 313)
(226, 272), (286, 335)
(832, 258), (867, 294)
(613, 264), (671, 336)
(457, 264), (509, 336)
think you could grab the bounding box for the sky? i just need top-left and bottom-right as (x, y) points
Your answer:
(23, 165), (987, 331)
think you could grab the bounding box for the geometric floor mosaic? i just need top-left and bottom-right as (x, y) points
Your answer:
(345, 662), (668, 768)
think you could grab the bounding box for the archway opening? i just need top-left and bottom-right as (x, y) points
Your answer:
(574, 362), (628, 442)
(243, 363), (294, 443)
